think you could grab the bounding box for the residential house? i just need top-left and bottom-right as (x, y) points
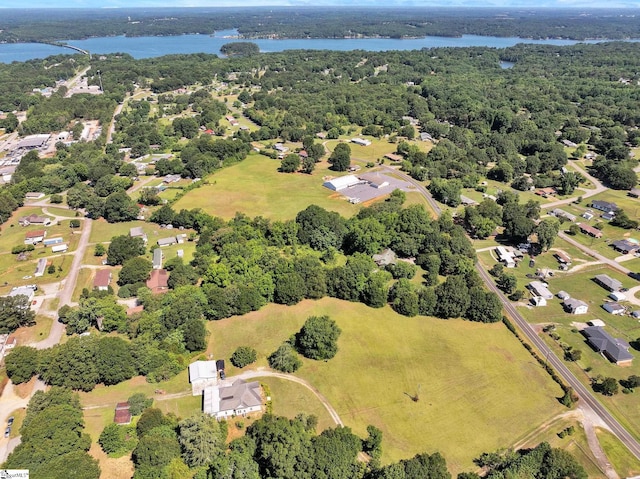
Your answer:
(24, 192), (45, 200)
(163, 174), (181, 184)
(611, 240), (640, 255)
(189, 360), (218, 396)
(34, 258), (47, 277)
(554, 252), (572, 265)
(561, 139), (578, 148)
(594, 274), (622, 292)
(585, 152), (597, 160)
(384, 153), (403, 162)
(51, 243), (68, 253)
(564, 298), (589, 315)
(351, 138), (372, 146)
(153, 248), (163, 270)
(531, 296), (547, 307)
(19, 214), (51, 227)
(129, 226), (148, 244)
(372, 248), (397, 267)
(591, 200), (618, 214)
(8, 286), (35, 304)
(535, 187), (556, 197)
(496, 246), (517, 268)
(4, 335), (17, 351)
(203, 379), (263, 419)
(24, 229), (46, 245)
(628, 188), (640, 198)
(582, 326), (633, 365)
(146, 269), (169, 294)
(43, 236), (64, 247)
(578, 223), (603, 238)
(609, 291), (627, 302)
(602, 302), (626, 315)
(94, 269), (112, 291)
(157, 236), (177, 247)
(551, 209), (577, 222)
(126, 305), (144, 316)
(114, 402), (132, 425)
(460, 195), (478, 206)
(582, 211), (594, 220)
(420, 132), (433, 142)
(527, 281), (553, 300)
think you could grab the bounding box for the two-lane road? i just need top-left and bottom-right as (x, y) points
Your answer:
(386, 164), (640, 460)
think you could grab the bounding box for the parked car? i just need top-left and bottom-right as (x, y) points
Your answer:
(7, 416), (14, 426)
(220, 370), (226, 380)
(4, 426), (11, 438)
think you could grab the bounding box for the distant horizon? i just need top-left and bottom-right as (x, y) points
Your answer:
(1, 2), (639, 9)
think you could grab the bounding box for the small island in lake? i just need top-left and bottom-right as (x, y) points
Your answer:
(220, 41), (260, 56)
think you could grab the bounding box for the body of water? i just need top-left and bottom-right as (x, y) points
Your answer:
(0, 29), (627, 63)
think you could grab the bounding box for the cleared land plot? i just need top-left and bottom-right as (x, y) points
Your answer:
(207, 297), (563, 473)
(173, 153), (361, 220)
(10, 315), (53, 345)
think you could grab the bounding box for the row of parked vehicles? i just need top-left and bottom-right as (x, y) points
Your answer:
(4, 415), (14, 438)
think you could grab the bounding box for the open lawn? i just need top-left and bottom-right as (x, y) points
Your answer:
(0, 248), (74, 296)
(46, 207), (79, 218)
(11, 315), (53, 345)
(72, 267), (96, 302)
(173, 153), (361, 220)
(89, 219), (162, 244)
(207, 297), (564, 473)
(596, 428), (640, 478)
(259, 377), (335, 433)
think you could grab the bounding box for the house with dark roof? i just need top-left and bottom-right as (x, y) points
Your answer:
(591, 200), (618, 214)
(114, 402), (132, 425)
(129, 226), (147, 244)
(612, 240), (640, 255)
(157, 236), (177, 247)
(203, 379), (263, 419)
(594, 274), (622, 292)
(582, 326), (633, 365)
(603, 302), (626, 315)
(527, 281), (553, 300)
(19, 214), (51, 227)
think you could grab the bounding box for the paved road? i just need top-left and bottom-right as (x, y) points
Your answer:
(392, 166), (640, 461)
(31, 217), (93, 350)
(558, 232), (631, 275)
(477, 264), (640, 460)
(541, 161), (606, 210)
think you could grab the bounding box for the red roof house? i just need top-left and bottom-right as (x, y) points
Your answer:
(114, 402), (132, 425)
(93, 269), (112, 291)
(147, 269), (169, 294)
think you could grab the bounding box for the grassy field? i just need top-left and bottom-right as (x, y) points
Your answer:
(11, 315), (53, 345)
(72, 267), (97, 302)
(173, 153), (363, 220)
(207, 297), (564, 473)
(89, 219), (159, 244)
(514, 414), (605, 478)
(596, 428), (640, 477)
(478, 248), (640, 443)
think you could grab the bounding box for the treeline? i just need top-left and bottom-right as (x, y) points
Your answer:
(1, 7), (639, 43)
(3, 387), (100, 479)
(151, 195), (503, 323)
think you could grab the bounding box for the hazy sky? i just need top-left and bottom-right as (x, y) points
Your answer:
(2, 0), (639, 8)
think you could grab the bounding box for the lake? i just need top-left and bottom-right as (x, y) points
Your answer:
(0, 29), (625, 63)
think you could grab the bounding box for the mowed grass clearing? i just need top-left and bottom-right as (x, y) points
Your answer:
(173, 153), (361, 221)
(208, 297), (564, 473)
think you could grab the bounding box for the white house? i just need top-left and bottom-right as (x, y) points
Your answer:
(531, 296), (547, 307)
(34, 258), (47, 277)
(528, 281), (553, 300)
(564, 298), (589, 315)
(351, 138), (372, 146)
(8, 286), (35, 304)
(189, 360), (218, 396)
(51, 243), (68, 253)
(157, 236), (178, 247)
(496, 246), (517, 268)
(203, 379), (263, 419)
(609, 291), (627, 302)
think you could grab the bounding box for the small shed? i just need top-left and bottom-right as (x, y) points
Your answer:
(609, 291), (627, 302)
(557, 291), (570, 300)
(114, 402), (132, 425)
